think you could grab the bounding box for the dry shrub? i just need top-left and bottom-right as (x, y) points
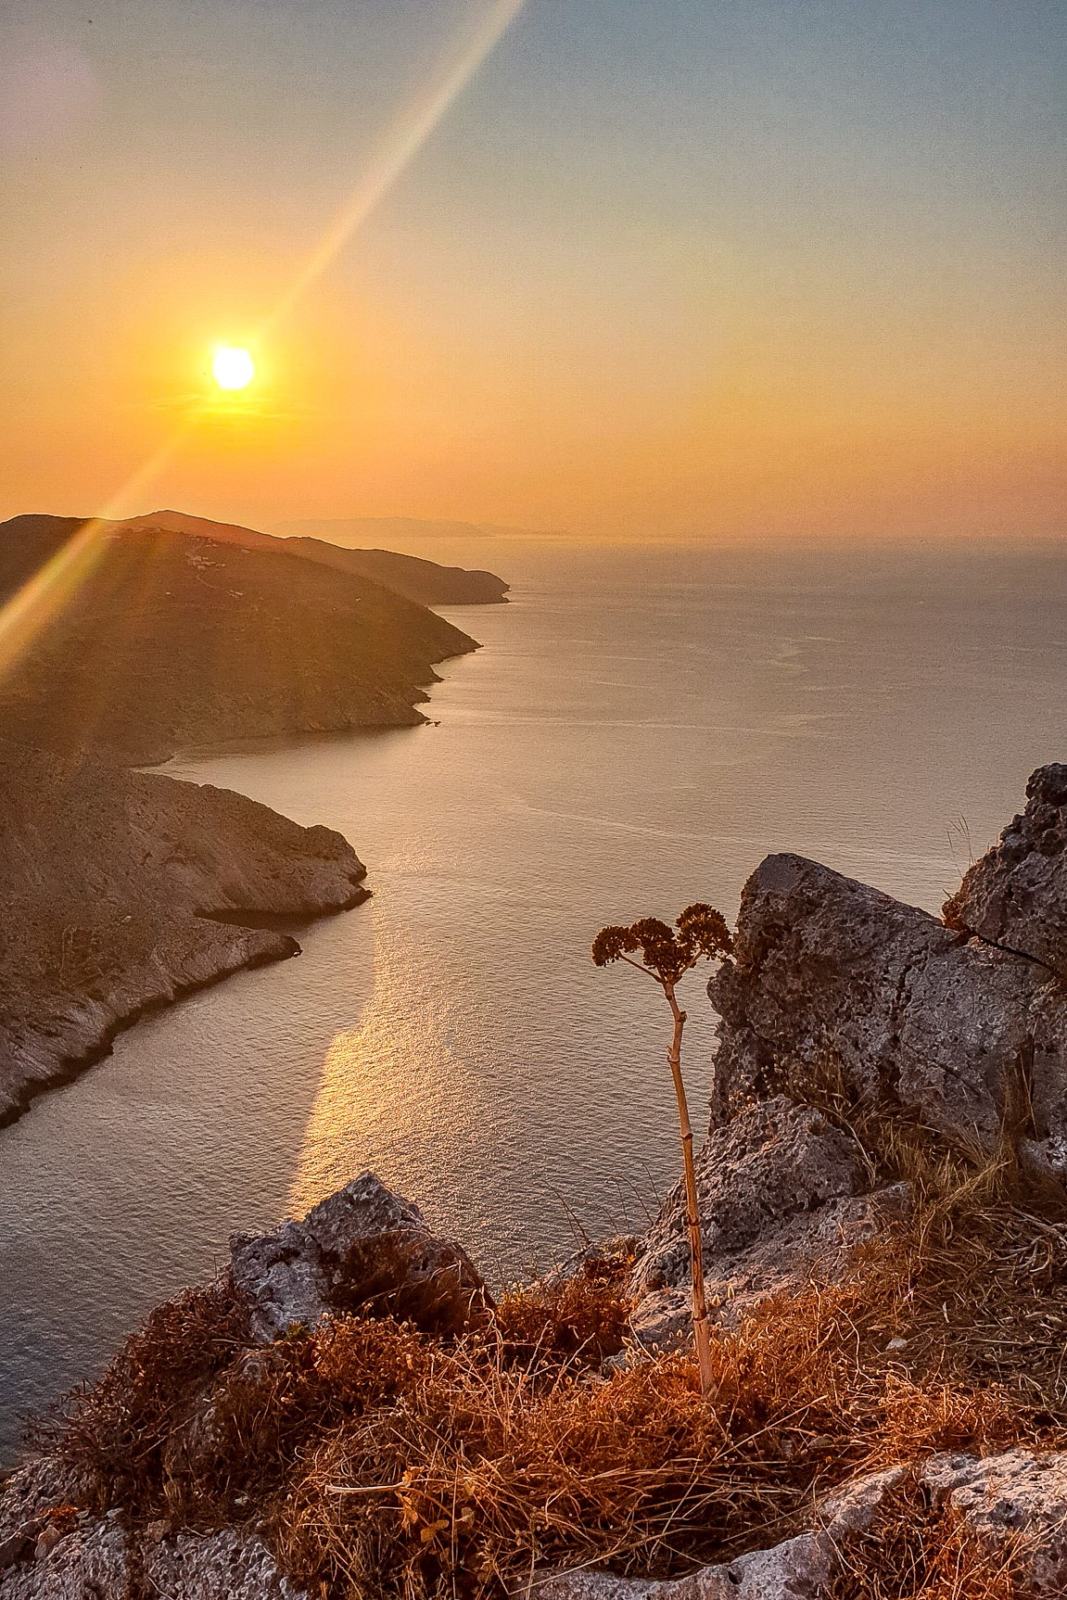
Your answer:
(162, 1318), (436, 1526)
(493, 1262), (633, 1365)
(272, 1346), (800, 1594)
(33, 1275), (249, 1511)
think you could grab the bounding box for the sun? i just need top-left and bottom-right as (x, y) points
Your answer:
(211, 344), (255, 391)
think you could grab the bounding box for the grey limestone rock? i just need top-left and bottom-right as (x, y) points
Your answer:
(230, 1170), (492, 1341)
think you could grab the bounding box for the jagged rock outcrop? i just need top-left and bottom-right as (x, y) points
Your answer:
(945, 763), (1067, 971)
(231, 1172), (492, 1340)
(0, 739), (368, 1125)
(628, 1096), (907, 1347)
(534, 1451), (1067, 1598)
(709, 847), (1067, 1169)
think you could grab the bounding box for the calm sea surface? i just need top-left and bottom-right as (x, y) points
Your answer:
(2, 538), (1065, 1458)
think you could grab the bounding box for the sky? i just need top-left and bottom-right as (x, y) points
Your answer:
(1, 0), (1064, 541)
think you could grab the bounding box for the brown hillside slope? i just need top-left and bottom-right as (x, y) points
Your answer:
(0, 513), (479, 764)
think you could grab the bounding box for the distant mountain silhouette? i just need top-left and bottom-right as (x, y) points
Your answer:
(0, 511), (491, 764)
(277, 515), (563, 545)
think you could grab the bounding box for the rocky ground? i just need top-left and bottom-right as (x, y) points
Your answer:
(4, 766), (1067, 1596)
(0, 738), (368, 1126)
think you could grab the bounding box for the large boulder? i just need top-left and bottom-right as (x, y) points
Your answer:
(709, 850), (1067, 1165)
(628, 1096), (906, 1348)
(946, 763), (1067, 971)
(230, 1171), (492, 1340)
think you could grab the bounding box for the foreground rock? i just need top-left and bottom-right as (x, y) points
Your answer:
(945, 762), (1067, 971)
(0, 1173), (490, 1598)
(0, 1515), (306, 1600)
(534, 1450), (1067, 1598)
(710, 847), (1067, 1169)
(629, 1096), (907, 1347)
(231, 1172), (492, 1340)
(0, 739), (368, 1125)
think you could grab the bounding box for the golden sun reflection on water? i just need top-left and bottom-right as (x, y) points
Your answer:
(288, 910), (503, 1228)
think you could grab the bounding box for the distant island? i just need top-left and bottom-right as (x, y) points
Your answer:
(0, 509), (510, 1121)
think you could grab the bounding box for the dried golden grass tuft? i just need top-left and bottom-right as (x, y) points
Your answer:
(31, 1276), (249, 1511)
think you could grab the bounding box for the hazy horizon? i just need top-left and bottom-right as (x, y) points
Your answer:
(2, 0), (1064, 542)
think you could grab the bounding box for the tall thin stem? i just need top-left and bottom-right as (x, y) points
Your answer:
(663, 981), (714, 1393)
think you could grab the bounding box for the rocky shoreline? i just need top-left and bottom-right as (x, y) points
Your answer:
(3, 764), (1067, 1596)
(0, 739), (369, 1128)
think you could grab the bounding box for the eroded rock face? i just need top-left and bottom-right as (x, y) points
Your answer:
(629, 1096), (908, 1347)
(709, 851), (1067, 1160)
(230, 1171), (492, 1340)
(946, 763), (1067, 972)
(924, 1450), (1067, 1594)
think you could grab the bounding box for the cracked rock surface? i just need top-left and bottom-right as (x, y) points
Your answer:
(946, 763), (1067, 973)
(629, 1097), (907, 1345)
(709, 847), (1067, 1161)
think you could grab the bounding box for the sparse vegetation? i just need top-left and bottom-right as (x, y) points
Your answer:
(33, 1112), (1067, 1598)
(591, 904), (733, 1392)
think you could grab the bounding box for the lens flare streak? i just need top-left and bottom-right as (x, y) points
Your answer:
(0, 0), (525, 685)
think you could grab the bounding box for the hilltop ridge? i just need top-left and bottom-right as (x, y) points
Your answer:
(113, 510), (510, 606)
(0, 512), (491, 765)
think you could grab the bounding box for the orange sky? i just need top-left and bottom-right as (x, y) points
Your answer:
(2, 0), (1064, 542)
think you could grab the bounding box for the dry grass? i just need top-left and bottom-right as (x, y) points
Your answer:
(35, 1110), (1067, 1598)
(827, 1471), (1034, 1600)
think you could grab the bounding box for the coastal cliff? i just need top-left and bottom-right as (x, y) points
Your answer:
(4, 766), (1067, 1597)
(0, 739), (368, 1126)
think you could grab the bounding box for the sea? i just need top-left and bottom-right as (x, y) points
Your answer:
(2, 535), (1065, 1459)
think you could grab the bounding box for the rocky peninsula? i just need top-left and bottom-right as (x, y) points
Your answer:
(0, 738), (369, 1127)
(4, 765), (1067, 1597)
(0, 508), (509, 1122)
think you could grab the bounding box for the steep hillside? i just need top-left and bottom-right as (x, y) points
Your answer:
(0, 513), (479, 764)
(0, 738), (368, 1125)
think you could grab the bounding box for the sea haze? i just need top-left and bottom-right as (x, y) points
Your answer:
(1, 537), (1064, 1457)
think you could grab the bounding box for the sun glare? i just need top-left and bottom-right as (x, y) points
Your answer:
(212, 344), (255, 391)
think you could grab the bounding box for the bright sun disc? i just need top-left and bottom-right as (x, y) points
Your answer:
(212, 344), (255, 391)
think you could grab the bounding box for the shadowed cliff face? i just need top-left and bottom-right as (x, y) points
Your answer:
(0, 738), (369, 1126)
(0, 514), (482, 765)
(709, 765), (1067, 1172)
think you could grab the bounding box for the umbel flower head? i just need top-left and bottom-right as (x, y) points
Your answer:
(591, 902), (732, 985)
